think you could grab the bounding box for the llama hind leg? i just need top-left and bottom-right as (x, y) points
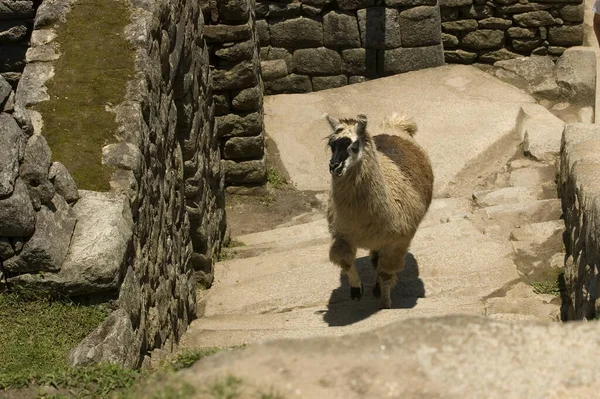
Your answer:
(370, 250), (381, 298)
(330, 238), (362, 300)
(377, 245), (408, 309)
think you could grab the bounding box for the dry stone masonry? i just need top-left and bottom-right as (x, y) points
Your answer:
(440, 0), (584, 64)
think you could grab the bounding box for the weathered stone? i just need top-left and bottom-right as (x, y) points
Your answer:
(0, 178), (35, 237)
(4, 195), (76, 273)
(2, 89), (14, 112)
(48, 162), (79, 203)
(264, 74), (312, 94)
(323, 11), (360, 48)
(215, 41), (254, 62)
(216, 112), (263, 138)
(293, 48), (342, 75)
(442, 19), (478, 32)
(560, 5), (583, 22)
(69, 309), (138, 368)
(261, 59), (288, 81)
(266, 2), (302, 18)
(385, 0), (436, 5)
(270, 17), (323, 48)
(341, 48), (377, 76)
(217, 0), (250, 21)
(531, 76), (560, 99)
(264, 47), (293, 71)
(548, 46), (566, 56)
(507, 27), (536, 39)
(301, 4), (323, 17)
(20, 135), (54, 210)
(556, 48), (596, 104)
(518, 104), (565, 161)
(0, 237), (13, 259)
(223, 159), (267, 184)
(0, 113), (21, 196)
(213, 93), (230, 116)
(478, 17), (512, 29)
(495, 56), (554, 86)
(224, 135), (264, 160)
(479, 48), (521, 63)
(0, 74), (10, 104)
(0, 21), (27, 43)
(512, 38), (543, 53)
(441, 33), (459, 48)
(232, 86), (261, 111)
(312, 75), (348, 91)
(337, 0), (375, 9)
(439, 0), (472, 5)
(514, 11), (556, 27)
(497, 3), (552, 14)
(102, 142), (142, 177)
(548, 25), (584, 46)
(357, 7), (402, 49)
(212, 61), (258, 90)
(33, 0), (72, 28)
(462, 29), (504, 50)
(256, 19), (269, 46)
(349, 76), (368, 84)
(379, 44), (444, 75)
(444, 49), (478, 64)
(399, 6), (441, 47)
(203, 24), (251, 43)
(0, 0), (35, 19)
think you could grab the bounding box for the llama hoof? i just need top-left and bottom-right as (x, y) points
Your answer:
(350, 284), (363, 301)
(372, 282), (381, 298)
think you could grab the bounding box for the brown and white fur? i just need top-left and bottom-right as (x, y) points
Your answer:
(325, 113), (434, 309)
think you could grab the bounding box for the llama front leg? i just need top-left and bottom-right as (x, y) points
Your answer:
(329, 237), (363, 300)
(376, 245), (408, 309)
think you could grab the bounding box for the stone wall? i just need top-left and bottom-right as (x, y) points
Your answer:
(0, 0), (42, 89)
(1, 0), (227, 368)
(559, 123), (600, 321)
(440, 0), (584, 64)
(204, 0), (267, 187)
(256, 0), (445, 94)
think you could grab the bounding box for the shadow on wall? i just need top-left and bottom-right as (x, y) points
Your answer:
(322, 253), (424, 327)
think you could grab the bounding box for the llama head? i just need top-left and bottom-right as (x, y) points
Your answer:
(325, 114), (368, 178)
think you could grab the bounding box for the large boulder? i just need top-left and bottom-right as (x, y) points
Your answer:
(556, 47), (596, 104)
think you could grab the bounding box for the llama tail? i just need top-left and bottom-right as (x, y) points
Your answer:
(381, 113), (418, 137)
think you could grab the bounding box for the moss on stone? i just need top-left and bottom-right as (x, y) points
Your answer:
(34, 0), (135, 191)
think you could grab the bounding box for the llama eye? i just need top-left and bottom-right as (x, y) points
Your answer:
(350, 142), (360, 153)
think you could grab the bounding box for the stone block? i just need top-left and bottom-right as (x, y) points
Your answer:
(357, 7), (402, 49)
(223, 158), (267, 184)
(514, 11), (556, 27)
(0, 21), (28, 43)
(439, 0), (472, 5)
(379, 44), (444, 75)
(224, 135), (264, 159)
(479, 48), (520, 63)
(444, 49), (477, 64)
(0, 178), (35, 237)
(337, 0), (376, 10)
(216, 112), (263, 138)
(212, 61), (258, 91)
(213, 93), (230, 116)
(215, 41), (254, 62)
(341, 48), (377, 76)
(0, 113), (21, 196)
(293, 47), (342, 75)
(0, 1), (35, 19)
(312, 75), (348, 91)
(264, 74), (312, 94)
(232, 86), (262, 111)
(256, 19), (270, 46)
(442, 33), (459, 48)
(442, 19), (478, 32)
(49, 162), (79, 203)
(512, 38), (543, 53)
(462, 29), (504, 50)
(478, 17), (512, 29)
(261, 59), (288, 81)
(349, 76), (369, 84)
(556, 48), (596, 104)
(399, 6), (441, 47)
(270, 17), (323, 48)
(264, 47), (293, 71)
(267, 2), (302, 18)
(559, 5), (583, 22)
(548, 25), (584, 46)
(386, 0), (436, 5)
(507, 27), (536, 39)
(323, 11), (360, 48)
(203, 24), (252, 43)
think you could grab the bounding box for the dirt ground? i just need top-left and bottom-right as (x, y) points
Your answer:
(224, 136), (327, 237)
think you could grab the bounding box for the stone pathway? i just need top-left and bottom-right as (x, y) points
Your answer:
(179, 65), (567, 352)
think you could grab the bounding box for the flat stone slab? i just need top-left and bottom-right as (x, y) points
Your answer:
(264, 64), (535, 195)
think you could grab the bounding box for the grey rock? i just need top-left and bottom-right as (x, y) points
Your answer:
(0, 21), (28, 43)
(213, 93), (230, 116)
(548, 25), (584, 46)
(214, 41), (254, 62)
(4, 195), (76, 273)
(261, 59), (288, 81)
(218, 0), (249, 22)
(337, 0), (375, 10)
(216, 112), (262, 138)
(69, 309), (138, 368)
(512, 38), (543, 53)
(323, 11), (360, 48)
(462, 29), (504, 50)
(266, 2), (301, 18)
(444, 49), (478, 64)
(379, 44), (444, 75)
(341, 48), (377, 76)
(442, 19), (478, 32)
(293, 48), (342, 75)
(442, 33), (459, 48)
(0, 0), (35, 19)
(439, 0), (472, 5)
(301, 4), (323, 17)
(531, 76), (561, 100)
(478, 17), (512, 29)
(312, 75), (348, 91)
(548, 46), (566, 56)
(514, 11), (556, 27)
(212, 61), (258, 91)
(0, 74), (11, 105)
(497, 3), (552, 14)
(0, 178), (35, 237)
(385, 0), (436, 4)
(0, 237), (13, 260)
(49, 162), (79, 203)
(256, 20), (269, 46)
(507, 27), (536, 39)
(2, 89), (14, 112)
(117, 267), (141, 329)
(399, 6), (441, 47)
(556, 48), (596, 104)
(479, 48), (521, 63)
(232, 86), (262, 112)
(0, 113), (21, 196)
(20, 136), (55, 211)
(34, 0), (73, 29)
(223, 158), (267, 184)
(270, 17), (323, 48)
(559, 5), (583, 22)
(357, 7), (402, 49)
(264, 74), (312, 94)
(224, 135), (264, 160)
(264, 47), (293, 71)
(203, 24), (251, 43)
(102, 142), (142, 177)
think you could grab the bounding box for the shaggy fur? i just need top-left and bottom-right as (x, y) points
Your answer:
(325, 113), (434, 308)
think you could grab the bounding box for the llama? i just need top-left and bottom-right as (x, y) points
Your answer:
(325, 113), (434, 309)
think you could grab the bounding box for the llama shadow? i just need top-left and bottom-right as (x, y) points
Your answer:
(321, 253), (425, 327)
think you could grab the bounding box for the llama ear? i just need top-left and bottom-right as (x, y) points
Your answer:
(325, 114), (340, 130)
(355, 114), (368, 137)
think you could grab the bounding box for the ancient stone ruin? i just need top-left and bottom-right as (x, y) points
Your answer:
(1, 0), (599, 387)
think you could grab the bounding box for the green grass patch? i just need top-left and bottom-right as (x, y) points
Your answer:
(266, 169), (287, 189)
(207, 375), (243, 399)
(531, 271), (563, 297)
(34, 0), (135, 191)
(170, 349), (224, 371)
(0, 293), (109, 386)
